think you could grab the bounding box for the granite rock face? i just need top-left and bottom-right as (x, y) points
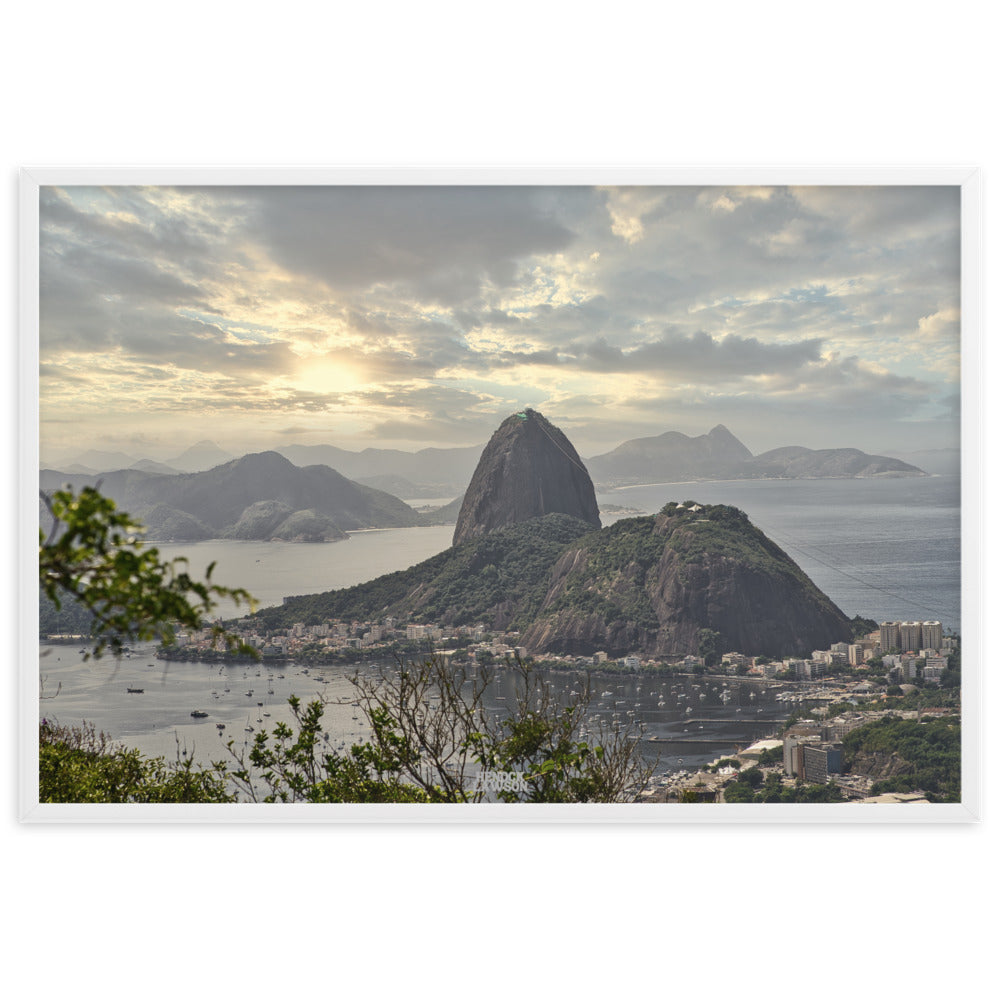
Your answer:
(519, 503), (852, 658)
(452, 410), (602, 545)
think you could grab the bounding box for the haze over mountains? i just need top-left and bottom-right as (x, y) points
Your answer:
(585, 425), (926, 484)
(48, 423), (930, 495)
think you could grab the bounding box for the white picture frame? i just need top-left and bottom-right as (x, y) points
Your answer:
(19, 165), (982, 824)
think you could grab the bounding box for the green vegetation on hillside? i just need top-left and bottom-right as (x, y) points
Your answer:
(540, 516), (665, 631)
(662, 503), (808, 583)
(39, 719), (234, 803)
(850, 615), (878, 638)
(841, 715), (960, 802)
(252, 513), (594, 630)
(723, 772), (844, 803)
(659, 502), (844, 627)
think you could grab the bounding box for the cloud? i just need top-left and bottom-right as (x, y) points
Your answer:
(36, 183), (961, 459)
(243, 186), (581, 304)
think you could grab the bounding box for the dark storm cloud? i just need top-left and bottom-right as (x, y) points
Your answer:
(243, 186), (582, 303)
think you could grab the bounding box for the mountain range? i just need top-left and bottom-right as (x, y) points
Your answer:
(47, 424), (928, 494)
(586, 424), (926, 485)
(40, 452), (424, 542)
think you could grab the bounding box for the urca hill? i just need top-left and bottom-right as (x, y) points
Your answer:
(260, 411), (851, 659)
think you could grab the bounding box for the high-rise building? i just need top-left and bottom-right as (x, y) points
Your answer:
(880, 621), (901, 651)
(783, 734), (820, 777)
(899, 622), (923, 653)
(801, 744), (843, 784)
(921, 621), (943, 650)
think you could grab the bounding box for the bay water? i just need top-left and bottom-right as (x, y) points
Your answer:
(38, 474), (961, 795)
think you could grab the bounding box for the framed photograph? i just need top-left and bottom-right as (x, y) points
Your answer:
(19, 167), (981, 823)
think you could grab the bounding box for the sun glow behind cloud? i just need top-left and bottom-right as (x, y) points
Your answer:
(38, 184), (961, 462)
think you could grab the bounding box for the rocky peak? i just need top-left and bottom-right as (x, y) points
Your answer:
(452, 409), (602, 545)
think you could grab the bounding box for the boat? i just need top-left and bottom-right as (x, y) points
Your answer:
(216, 723), (226, 730)
(190, 710), (209, 718)
(126, 687), (144, 693)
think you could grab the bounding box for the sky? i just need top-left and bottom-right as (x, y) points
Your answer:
(38, 184), (961, 465)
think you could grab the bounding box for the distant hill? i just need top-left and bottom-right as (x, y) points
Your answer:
(71, 449), (138, 473)
(587, 425), (926, 485)
(165, 440), (235, 473)
(748, 446), (923, 479)
(275, 442), (482, 496)
(417, 496), (465, 526)
(130, 458), (181, 475)
(587, 424), (752, 484)
(40, 452), (421, 541)
(883, 448), (959, 477)
(354, 474), (423, 498)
